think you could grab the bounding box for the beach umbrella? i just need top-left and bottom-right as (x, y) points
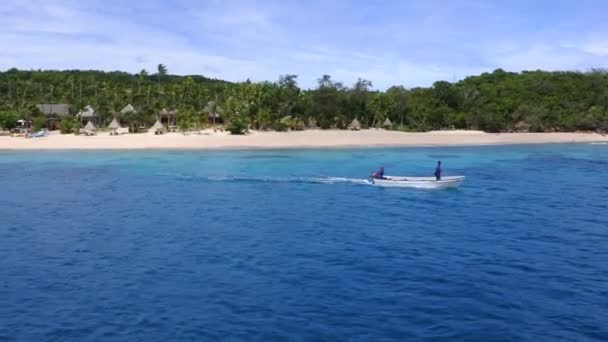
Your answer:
(150, 120), (165, 132)
(349, 118), (361, 130)
(84, 121), (96, 130)
(108, 117), (122, 130)
(382, 118), (392, 128)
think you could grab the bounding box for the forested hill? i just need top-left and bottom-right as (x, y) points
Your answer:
(0, 67), (229, 112)
(0, 67), (607, 133)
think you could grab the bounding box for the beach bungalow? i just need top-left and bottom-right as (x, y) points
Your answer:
(158, 108), (177, 130)
(208, 112), (223, 124)
(36, 103), (71, 130)
(348, 118), (361, 130)
(203, 101), (224, 126)
(121, 104), (137, 114)
(77, 105), (97, 125)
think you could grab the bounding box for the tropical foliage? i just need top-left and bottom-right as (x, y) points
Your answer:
(60, 115), (77, 134)
(0, 110), (18, 130)
(31, 117), (46, 131)
(1, 67), (607, 133)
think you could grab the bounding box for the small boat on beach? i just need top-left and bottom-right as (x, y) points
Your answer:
(25, 129), (47, 138)
(371, 176), (465, 189)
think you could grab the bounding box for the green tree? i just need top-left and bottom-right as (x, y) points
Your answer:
(224, 94), (250, 134)
(0, 111), (18, 130)
(386, 86), (409, 128)
(254, 108), (272, 130)
(156, 64), (168, 96)
(60, 115), (77, 134)
(347, 78), (373, 125)
(177, 107), (196, 132)
(2, 67), (608, 133)
(121, 108), (148, 133)
(32, 116), (46, 131)
(310, 75), (344, 129)
(369, 93), (394, 128)
(137, 69), (148, 96)
(277, 74), (300, 120)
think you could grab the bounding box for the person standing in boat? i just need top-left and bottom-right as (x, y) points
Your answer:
(372, 167), (386, 179)
(434, 161), (442, 181)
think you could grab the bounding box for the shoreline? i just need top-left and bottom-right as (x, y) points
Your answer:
(0, 130), (606, 150)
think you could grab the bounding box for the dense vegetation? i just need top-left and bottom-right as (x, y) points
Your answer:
(1, 66), (607, 133)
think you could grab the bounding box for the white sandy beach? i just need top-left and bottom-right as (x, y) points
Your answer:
(0, 130), (606, 150)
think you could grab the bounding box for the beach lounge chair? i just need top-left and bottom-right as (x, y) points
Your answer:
(79, 129), (96, 136)
(80, 121), (97, 136)
(111, 127), (129, 135)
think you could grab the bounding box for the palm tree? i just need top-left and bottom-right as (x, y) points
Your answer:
(137, 69), (148, 96)
(203, 94), (223, 131)
(157, 64), (167, 94)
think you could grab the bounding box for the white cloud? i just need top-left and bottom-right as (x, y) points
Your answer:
(492, 44), (604, 72)
(578, 42), (608, 57)
(1, 0), (607, 89)
(0, 0), (268, 82)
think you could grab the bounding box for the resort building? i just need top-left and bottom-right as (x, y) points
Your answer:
(77, 105), (97, 125)
(36, 103), (71, 130)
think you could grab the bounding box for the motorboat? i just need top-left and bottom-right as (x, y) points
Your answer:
(371, 176), (465, 189)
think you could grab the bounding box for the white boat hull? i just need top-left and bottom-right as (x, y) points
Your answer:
(371, 176), (465, 189)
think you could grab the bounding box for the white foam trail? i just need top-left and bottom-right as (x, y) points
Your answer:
(319, 177), (372, 185)
(159, 173), (372, 186)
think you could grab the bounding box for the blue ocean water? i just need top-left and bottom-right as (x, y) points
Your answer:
(0, 144), (607, 341)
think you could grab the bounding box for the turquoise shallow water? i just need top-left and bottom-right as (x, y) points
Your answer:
(0, 145), (607, 341)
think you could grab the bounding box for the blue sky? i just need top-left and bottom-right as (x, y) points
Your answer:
(1, 0), (607, 89)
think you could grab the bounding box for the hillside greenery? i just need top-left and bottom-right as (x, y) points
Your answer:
(0, 66), (607, 133)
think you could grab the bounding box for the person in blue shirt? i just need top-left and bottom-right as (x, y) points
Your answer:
(434, 161), (442, 181)
(372, 166), (386, 179)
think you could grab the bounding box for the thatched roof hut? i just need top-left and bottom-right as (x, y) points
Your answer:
(159, 108), (177, 116)
(158, 108), (177, 126)
(204, 101), (224, 124)
(158, 108), (178, 118)
(78, 105), (96, 119)
(348, 118), (361, 130)
(36, 103), (71, 116)
(121, 104), (136, 114)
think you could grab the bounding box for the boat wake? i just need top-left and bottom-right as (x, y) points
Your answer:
(208, 176), (372, 185)
(158, 173), (372, 186)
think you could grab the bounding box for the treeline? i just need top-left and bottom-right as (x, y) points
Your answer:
(1, 66), (608, 133)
